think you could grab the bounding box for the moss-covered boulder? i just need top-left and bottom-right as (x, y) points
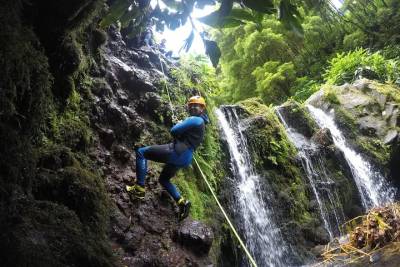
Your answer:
(278, 100), (363, 220)
(0, 198), (113, 267)
(219, 98), (331, 263)
(307, 79), (400, 187)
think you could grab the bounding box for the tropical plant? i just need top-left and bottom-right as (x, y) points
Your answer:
(324, 48), (400, 85)
(252, 61), (296, 104)
(290, 77), (320, 103)
(100, 0), (322, 66)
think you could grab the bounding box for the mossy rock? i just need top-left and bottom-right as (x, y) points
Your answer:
(33, 164), (109, 234)
(226, 101), (324, 261)
(37, 144), (75, 170)
(0, 198), (113, 267)
(278, 99), (319, 138)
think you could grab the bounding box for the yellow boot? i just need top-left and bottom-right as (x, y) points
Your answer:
(177, 197), (191, 221)
(126, 184), (145, 199)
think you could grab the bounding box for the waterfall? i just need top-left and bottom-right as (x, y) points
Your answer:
(216, 106), (289, 267)
(276, 107), (345, 239)
(307, 105), (396, 210)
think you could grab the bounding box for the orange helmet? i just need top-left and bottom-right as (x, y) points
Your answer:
(187, 95), (206, 108)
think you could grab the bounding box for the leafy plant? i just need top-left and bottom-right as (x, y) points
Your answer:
(324, 48), (400, 85)
(100, 0), (308, 67)
(252, 61), (296, 104)
(290, 77), (320, 103)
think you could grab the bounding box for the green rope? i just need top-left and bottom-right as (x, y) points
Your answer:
(157, 52), (177, 121)
(193, 157), (258, 267)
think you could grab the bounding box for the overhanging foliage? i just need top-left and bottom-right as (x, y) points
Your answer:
(100, 0), (308, 66)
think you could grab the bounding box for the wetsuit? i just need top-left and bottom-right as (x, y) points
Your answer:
(135, 114), (209, 200)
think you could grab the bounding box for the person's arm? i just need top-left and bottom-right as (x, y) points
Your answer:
(170, 116), (203, 137)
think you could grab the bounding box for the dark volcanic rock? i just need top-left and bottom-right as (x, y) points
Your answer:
(92, 78), (113, 98)
(113, 145), (132, 164)
(277, 101), (317, 138)
(311, 128), (334, 147)
(174, 219), (214, 256)
(98, 127), (115, 149)
(89, 22), (216, 267)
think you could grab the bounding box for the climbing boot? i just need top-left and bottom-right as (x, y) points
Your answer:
(126, 184), (145, 199)
(177, 197), (191, 221)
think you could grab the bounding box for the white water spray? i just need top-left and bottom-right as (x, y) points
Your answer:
(216, 107), (289, 267)
(276, 107), (344, 239)
(307, 105), (396, 210)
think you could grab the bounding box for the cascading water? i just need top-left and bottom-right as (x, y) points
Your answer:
(216, 106), (289, 267)
(307, 105), (396, 210)
(276, 107), (345, 239)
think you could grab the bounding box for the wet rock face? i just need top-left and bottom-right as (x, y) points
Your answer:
(88, 26), (214, 266)
(311, 128), (334, 147)
(277, 101), (317, 138)
(173, 219), (214, 256)
(307, 79), (400, 178)
(98, 127), (115, 149)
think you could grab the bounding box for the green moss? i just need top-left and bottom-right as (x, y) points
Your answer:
(333, 107), (358, 139)
(358, 136), (391, 165)
(0, 198), (113, 267)
(372, 81), (400, 103)
(175, 170), (207, 220)
(47, 88), (93, 151)
(323, 86), (341, 104)
(239, 98), (297, 167)
(237, 100), (316, 227)
(0, 1), (114, 266)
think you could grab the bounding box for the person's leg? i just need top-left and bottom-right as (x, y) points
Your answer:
(135, 147), (149, 186)
(159, 164), (191, 220)
(158, 164), (180, 201)
(135, 143), (174, 186)
(143, 32), (151, 47)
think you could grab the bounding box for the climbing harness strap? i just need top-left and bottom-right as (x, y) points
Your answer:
(156, 50), (257, 267)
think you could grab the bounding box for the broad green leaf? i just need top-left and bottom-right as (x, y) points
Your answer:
(220, 17), (244, 28)
(198, 11), (220, 26)
(100, 0), (131, 28)
(279, 0), (304, 35)
(228, 8), (254, 21)
(203, 39), (221, 67)
(242, 0), (274, 14)
(181, 30), (195, 52)
(198, 12), (244, 28)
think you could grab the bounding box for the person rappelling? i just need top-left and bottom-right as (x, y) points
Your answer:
(126, 96), (209, 221)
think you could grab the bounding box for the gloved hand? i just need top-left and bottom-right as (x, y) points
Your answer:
(171, 114), (181, 124)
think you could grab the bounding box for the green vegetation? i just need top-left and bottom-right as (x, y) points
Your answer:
(323, 86), (341, 105)
(213, 0), (400, 104)
(324, 49), (400, 85)
(101, 0), (307, 66)
(237, 99), (309, 220)
(0, 1), (114, 266)
(3, 0), (400, 265)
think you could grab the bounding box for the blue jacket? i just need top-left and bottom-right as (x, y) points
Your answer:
(169, 114), (209, 167)
(170, 114), (209, 149)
